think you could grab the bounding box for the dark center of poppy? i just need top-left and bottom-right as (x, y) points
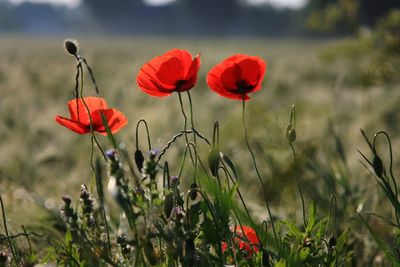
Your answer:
(236, 80), (254, 94)
(175, 79), (187, 91)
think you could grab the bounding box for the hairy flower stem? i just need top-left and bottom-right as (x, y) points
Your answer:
(0, 195), (18, 266)
(75, 58), (111, 256)
(187, 92), (197, 149)
(241, 98), (278, 245)
(178, 92), (196, 165)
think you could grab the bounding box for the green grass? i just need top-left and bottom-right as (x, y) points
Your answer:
(0, 35), (399, 265)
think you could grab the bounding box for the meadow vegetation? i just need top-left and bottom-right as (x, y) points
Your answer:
(0, 34), (399, 266)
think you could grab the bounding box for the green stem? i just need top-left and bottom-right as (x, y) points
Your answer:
(178, 92), (195, 165)
(241, 98), (278, 245)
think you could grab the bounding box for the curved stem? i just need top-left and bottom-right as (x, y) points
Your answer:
(241, 98), (278, 245)
(136, 119), (152, 151)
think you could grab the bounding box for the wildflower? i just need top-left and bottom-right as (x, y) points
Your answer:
(55, 97), (128, 135)
(207, 54), (266, 100)
(222, 225), (260, 259)
(137, 49), (200, 97)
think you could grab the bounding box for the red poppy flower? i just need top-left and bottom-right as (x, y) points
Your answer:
(222, 225), (260, 259)
(55, 97), (128, 136)
(207, 54), (266, 100)
(137, 48), (200, 97)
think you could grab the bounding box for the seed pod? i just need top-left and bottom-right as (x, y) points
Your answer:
(189, 183), (198, 201)
(208, 148), (219, 177)
(64, 39), (79, 56)
(163, 193), (174, 218)
(143, 240), (159, 266)
(373, 156), (384, 178)
(328, 236), (336, 248)
(134, 149), (144, 172)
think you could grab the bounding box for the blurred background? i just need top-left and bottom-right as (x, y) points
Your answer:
(0, 0), (398, 36)
(0, 1), (400, 265)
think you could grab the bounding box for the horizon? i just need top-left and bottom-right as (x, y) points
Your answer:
(5, 0), (308, 9)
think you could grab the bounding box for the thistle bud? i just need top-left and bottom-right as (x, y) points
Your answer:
(60, 195), (78, 231)
(80, 184), (95, 227)
(134, 149), (144, 172)
(64, 39), (79, 56)
(373, 155), (384, 178)
(189, 183), (198, 201)
(171, 175), (179, 187)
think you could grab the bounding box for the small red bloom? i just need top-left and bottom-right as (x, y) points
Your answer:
(55, 97), (128, 136)
(137, 49), (200, 97)
(207, 54), (266, 100)
(222, 225), (260, 259)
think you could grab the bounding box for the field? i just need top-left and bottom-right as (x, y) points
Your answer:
(0, 35), (399, 265)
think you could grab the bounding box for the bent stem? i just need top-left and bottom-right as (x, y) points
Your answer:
(75, 56), (111, 256)
(241, 98), (278, 245)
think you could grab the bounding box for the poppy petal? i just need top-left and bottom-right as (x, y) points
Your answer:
(167, 49), (193, 71)
(67, 97), (107, 124)
(156, 57), (184, 85)
(91, 109), (128, 136)
(181, 54), (201, 91)
(55, 115), (89, 134)
(207, 72), (250, 100)
(137, 76), (172, 97)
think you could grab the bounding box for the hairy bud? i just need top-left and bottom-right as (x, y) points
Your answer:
(64, 39), (79, 56)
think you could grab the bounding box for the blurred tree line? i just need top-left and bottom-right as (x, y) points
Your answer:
(0, 0), (399, 36)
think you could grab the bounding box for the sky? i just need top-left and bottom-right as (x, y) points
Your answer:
(6, 0), (308, 9)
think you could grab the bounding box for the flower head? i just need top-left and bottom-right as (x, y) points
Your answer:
(137, 49), (200, 97)
(55, 97), (128, 135)
(222, 225), (260, 259)
(207, 54), (266, 100)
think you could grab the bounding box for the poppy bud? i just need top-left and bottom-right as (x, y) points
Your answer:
(143, 240), (159, 265)
(286, 124), (296, 143)
(163, 193), (174, 218)
(134, 149), (144, 172)
(189, 183), (198, 201)
(64, 39), (79, 56)
(373, 156), (384, 178)
(328, 236), (336, 248)
(208, 148), (220, 177)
